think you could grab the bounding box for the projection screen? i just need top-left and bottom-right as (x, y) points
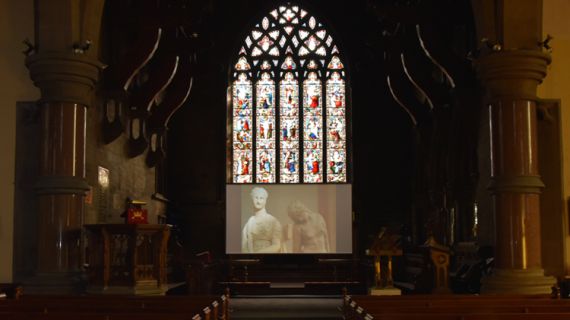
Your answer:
(226, 184), (352, 254)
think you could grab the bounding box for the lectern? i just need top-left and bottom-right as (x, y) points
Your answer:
(84, 224), (170, 295)
(367, 227), (402, 296)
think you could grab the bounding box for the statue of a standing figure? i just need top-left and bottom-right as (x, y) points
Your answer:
(242, 187), (283, 253)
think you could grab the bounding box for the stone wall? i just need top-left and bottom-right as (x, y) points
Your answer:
(84, 96), (166, 225)
(0, 0), (40, 282)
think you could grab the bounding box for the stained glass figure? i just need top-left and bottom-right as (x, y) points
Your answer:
(303, 72), (323, 183)
(326, 72), (346, 182)
(281, 56), (297, 70)
(261, 60), (271, 70)
(231, 4), (349, 184)
(307, 60), (318, 69)
(256, 73), (276, 183)
(280, 72), (300, 183)
(327, 56), (344, 69)
(232, 73), (253, 183)
(235, 57), (251, 70)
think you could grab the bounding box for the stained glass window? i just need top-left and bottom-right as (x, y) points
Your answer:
(230, 4), (349, 184)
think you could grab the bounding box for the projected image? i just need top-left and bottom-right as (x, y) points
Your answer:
(242, 187), (283, 253)
(227, 184), (352, 254)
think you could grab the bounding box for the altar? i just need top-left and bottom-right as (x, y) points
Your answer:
(84, 224), (170, 295)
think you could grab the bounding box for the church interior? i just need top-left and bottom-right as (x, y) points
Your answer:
(3, 0), (570, 319)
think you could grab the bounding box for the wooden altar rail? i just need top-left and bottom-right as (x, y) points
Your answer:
(343, 294), (570, 320)
(0, 293), (229, 320)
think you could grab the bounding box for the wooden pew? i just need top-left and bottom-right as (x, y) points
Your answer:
(0, 293), (229, 320)
(344, 294), (570, 320)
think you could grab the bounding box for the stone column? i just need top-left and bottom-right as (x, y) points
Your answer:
(476, 49), (556, 294)
(26, 52), (102, 292)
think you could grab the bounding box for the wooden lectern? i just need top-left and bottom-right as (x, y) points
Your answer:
(84, 224), (170, 295)
(367, 227), (402, 296)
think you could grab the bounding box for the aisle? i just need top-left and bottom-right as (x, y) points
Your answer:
(230, 296), (343, 320)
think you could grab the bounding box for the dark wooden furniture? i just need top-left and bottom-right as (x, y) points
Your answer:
(0, 293), (229, 320)
(222, 255), (364, 295)
(343, 294), (570, 320)
(84, 224), (170, 295)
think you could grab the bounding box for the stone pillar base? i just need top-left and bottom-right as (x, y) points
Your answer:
(481, 268), (556, 294)
(23, 272), (86, 294)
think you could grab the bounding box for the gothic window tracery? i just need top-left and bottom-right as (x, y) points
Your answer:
(230, 4), (349, 184)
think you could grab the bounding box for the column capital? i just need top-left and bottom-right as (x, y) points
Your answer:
(26, 52), (105, 107)
(475, 50), (551, 101)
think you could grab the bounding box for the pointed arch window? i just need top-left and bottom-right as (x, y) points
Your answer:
(230, 4), (349, 184)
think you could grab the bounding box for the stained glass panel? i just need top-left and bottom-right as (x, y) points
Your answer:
(262, 17), (270, 30)
(283, 8), (295, 21)
(303, 72), (323, 183)
(270, 9), (278, 19)
(281, 56), (296, 70)
(292, 36), (299, 48)
(259, 36), (273, 51)
(235, 56), (251, 70)
(326, 72), (346, 182)
(252, 47), (262, 57)
(305, 35), (320, 51)
(252, 30), (262, 40)
(280, 72), (300, 183)
(309, 17), (316, 29)
(269, 30), (280, 40)
(261, 60), (271, 70)
(327, 56), (344, 69)
(232, 73), (253, 183)
(268, 47), (280, 56)
(231, 4), (348, 184)
(307, 60), (318, 69)
(256, 73), (276, 183)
